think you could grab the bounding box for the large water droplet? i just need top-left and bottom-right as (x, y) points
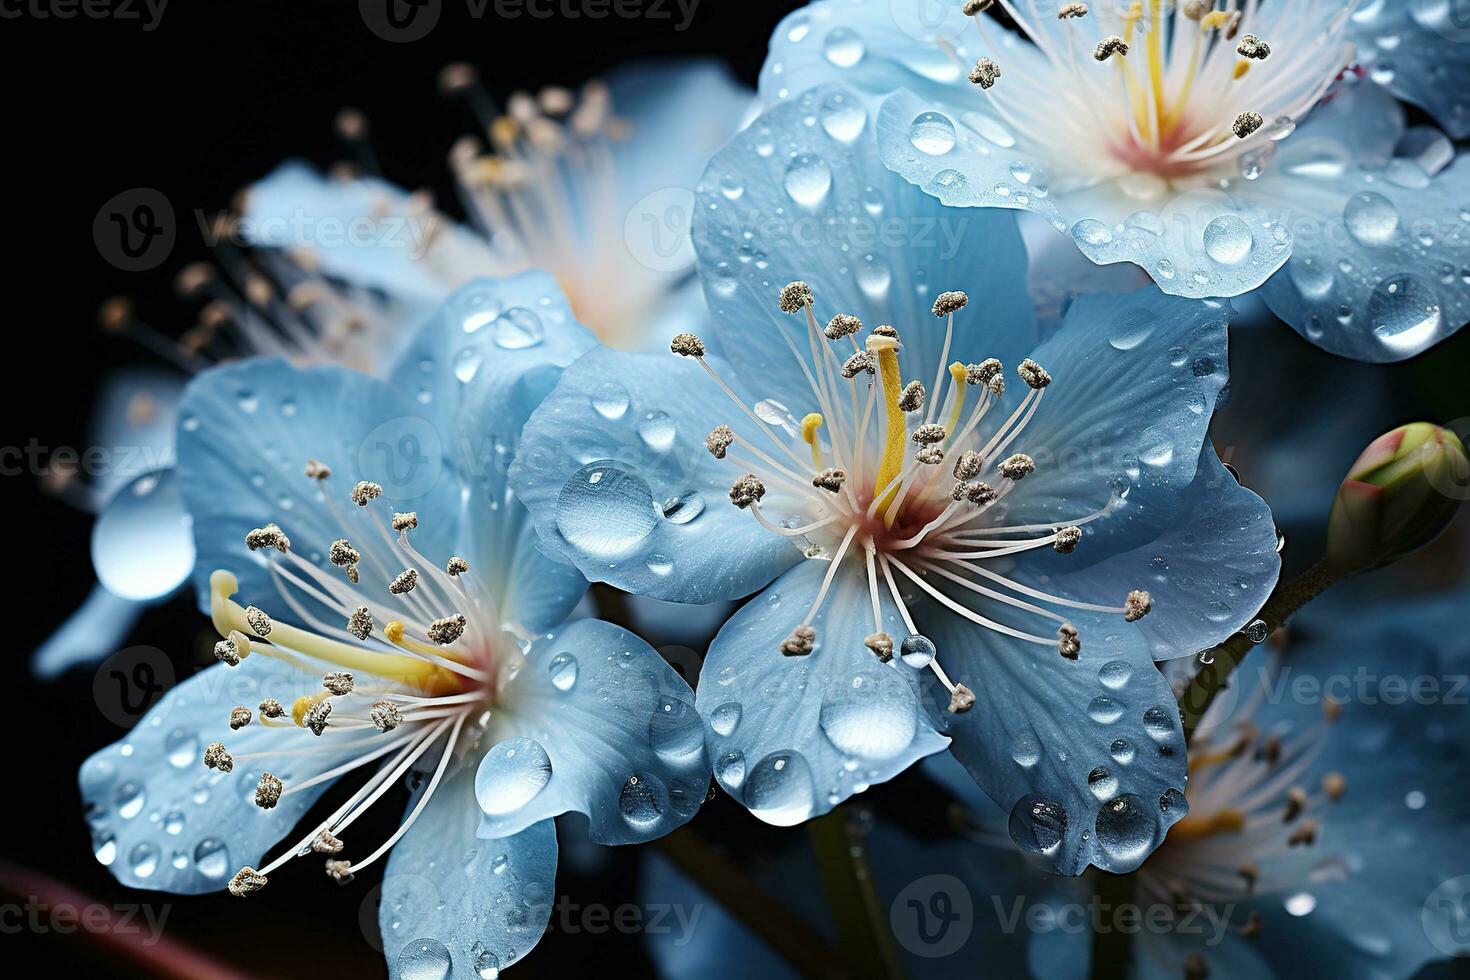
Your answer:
(590, 382), (629, 420)
(194, 838), (229, 879)
(823, 27), (866, 67)
(618, 773), (668, 831)
(661, 490), (706, 525)
(397, 939), (453, 980)
(1097, 661), (1132, 690)
(1072, 218), (1113, 248)
(1008, 795), (1068, 853)
(129, 842), (158, 878)
(819, 91), (866, 142)
(1343, 191), (1401, 246)
(115, 781), (145, 819)
(494, 308), (545, 349)
(475, 737), (553, 816)
(1368, 275), (1443, 353)
(638, 411), (677, 452)
(899, 634), (936, 668)
(784, 154), (833, 207)
(547, 652), (578, 692)
(1087, 766), (1119, 801)
(744, 751), (815, 825)
(555, 462), (658, 557)
(715, 750), (746, 788)
(909, 112), (957, 155)
(649, 697), (705, 763)
(819, 674), (917, 760)
(1095, 793), (1157, 864)
(165, 729), (198, 769)
(1203, 215), (1253, 265)
(710, 701), (742, 737)
(1087, 696), (1125, 724)
(92, 468), (195, 601)
(453, 348), (483, 383)
(1010, 730), (1041, 767)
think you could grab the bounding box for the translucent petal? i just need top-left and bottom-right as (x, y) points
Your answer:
(380, 766), (557, 980)
(475, 619), (709, 844)
(697, 559), (949, 825)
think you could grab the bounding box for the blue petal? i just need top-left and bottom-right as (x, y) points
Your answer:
(78, 656), (358, 894)
(380, 766), (557, 980)
(176, 358), (461, 620)
(474, 618), (709, 844)
(1254, 78), (1470, 361)
(509, 346), (801, 603)
(921, 594), (1190, 875)
(694, 83), (1038, 416)
(697, 559), (950, 825)
(968, 288), (1280, 656)
(1346, 0), (1470, 139)
(32, 585), (146, 680)
(760, 0), (974, 107)
(876, 90), (1294, 301)
(387, 273), (596, 631)
(243, 161), (488, 312)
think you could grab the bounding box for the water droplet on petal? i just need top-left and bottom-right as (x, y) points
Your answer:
(475, 737), (553, 816)
(92, 469), (195, 601)
(1095, 793), (1157, 864)
(1343, 191), (1400, 246)
(494, 308), (545, 349)
(784, 154), (833, 207)
(555, 462), (658, 558)
(1008, 795), (1068, 853)
(1203, 215), (1253, 265)
(823, 27), (866, 67)
(397, 939), (453, 980)
(744, 750), (815, 825)
(547, 653), (578, 692)
(710, 702), (742, 737)
(618, 773), (668, 831)
(908, 112), (957, 155)
(899, 634), (936, 668)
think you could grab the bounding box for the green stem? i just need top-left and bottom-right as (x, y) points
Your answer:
(1180, 557), (1341, 742)
(656, 828), (849, 980)
(1088, 871), (1136, 980)
(808, 808), (907, 980)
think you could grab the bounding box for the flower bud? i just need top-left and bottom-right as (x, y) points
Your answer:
(1326, 423), (1468, 573)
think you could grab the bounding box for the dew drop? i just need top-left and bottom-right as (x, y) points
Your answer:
(397, 938), (453, 980)
(637, 411), (677, 451)
(710, 702), (743, 737)
(783, 154), (833, 207)
(475, 737), (553, 816)
(1368, 275), (1443, 353)
(1087, 696), (1125, 724)
(618, 773), (668, 831)
(493, 308), (545, 349)
(194, 838), (229, 879)
(823, 27), (866, 67)
(555, 462), (658, 557)
(1202, 215), (1253, 265)
(819, 675), (916, 759)
(898, 634), (936, 668)
(1095, 794), (1157, 864)
(649, 697), (705, 763)
(547, 652), (578, 692)
(1008, 795), (1068, 853)
(1343, 191), (1401, 246)
(744, 751), (815, 825)
(908, 111), (957, 155)
(661, 490), (706, 525)
(590, 382), (630, 420)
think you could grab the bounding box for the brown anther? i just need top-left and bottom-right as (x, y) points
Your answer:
(1058, 624), (1081, 660)
(912, 423), (947, 445)
(349, 481), (383, 506)
(325, 859), (354, 884)
(1232, 111), (1264, 139)
(1054, 526), (1082, 553)
(966, 359), (1002, 386)
(953, 450), (983, 481)
(998, 454), (1035, 479)
(305, 459), (331, 480)
(446, 556), (470, 576)
(898, 380), (926, 412)
(812, 468), (847, 493)
(391, 512), (418, 531)
(1123, 589), (1152, 622)
(1287, 819), (1318, 847)
(371, 700), (403, 732)
(227, 867), (267, 897)
(329, 538), (360, 569)
(245, 523), (291, 553)
(255, 772), (283, 809)
(389, 569), (418, 595)
(244, 606), (273, 637)
(841, 351), (875, 378)
(303, 700), (332, 736)
(948, 683), (976, 713)
(825, 313), (862, 339)
(323, 671), (354, 696)
(1283, 786), (1307, 822)
(780, 625), (816, 656)
(778, 281), (814, 313)
(968, 58), (1000, 89)
(1017, 358), (1051, 389)
(428, 614), (467, 645)
(312, 830), (344, 855)
(229, 706), (252, 730)
(1236, 33), (1269, 59)
(670, 332), (706, 357)
(705, 424), (735, 459)
(1095, 35), (1129, 60)
(729, 475), (766, 509)
(203, 741), (233, 773)
(346, 607), (373, 641)
(1058, 2), (1088, 18)
(864, 632), (894, 662)
(1322, 772), (1346, 801)
(258, 698), (285, 719)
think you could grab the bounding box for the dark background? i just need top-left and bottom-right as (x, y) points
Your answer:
(1, 1), (805, 976)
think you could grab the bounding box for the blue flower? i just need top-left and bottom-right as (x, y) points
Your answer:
(511, 86), (1280, 873)
(641, 585), (1470, 978)
(36, 59), (751, 677)
(762, 0), (1470, 362)
(77, 273), (710, 978)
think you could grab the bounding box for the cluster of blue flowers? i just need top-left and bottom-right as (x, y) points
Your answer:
(51, 5), (1470, 978)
